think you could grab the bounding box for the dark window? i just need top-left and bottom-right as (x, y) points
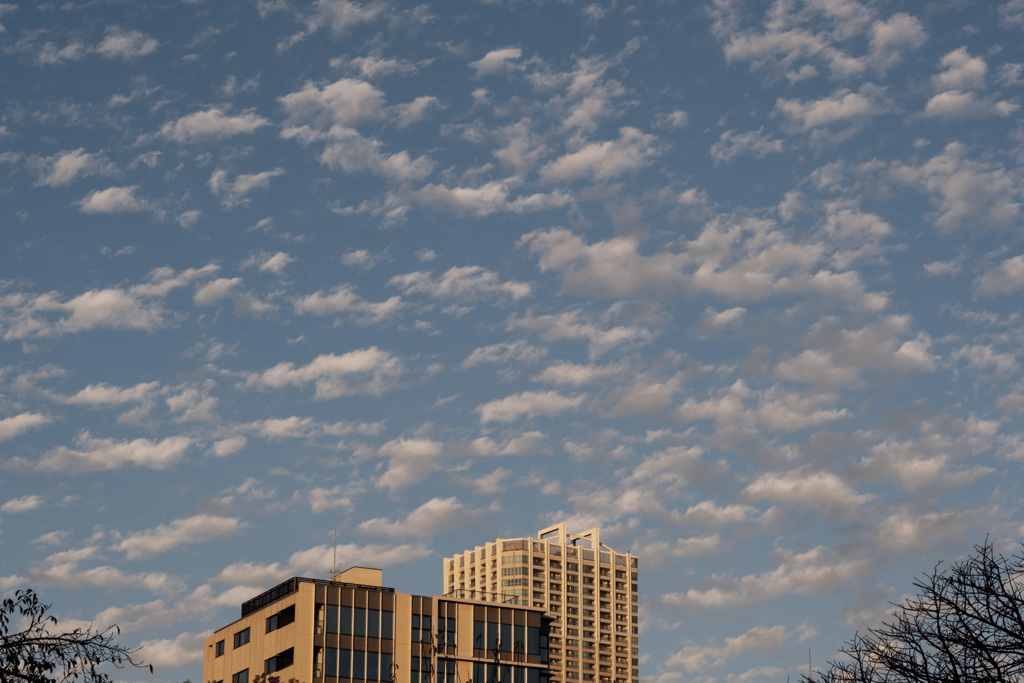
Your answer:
(437, 659), (455, 683)
(215, 640), (225, 657)
(381, 652), (393, 681)
(340, 649), (351, 678)
(232, 669), (249, 683)
(342, 604), (353, 635)
(354, 606), (366, 637)
(488, 621), (499, 651)
(266, 604), (295, 633)
(501, 623), (512, 652)
(474, 620), (486, 650)
(353, 649), (365, 680)
(381, 609), (394, 639)
(327, 604), (339, 634)
(233, 627), (250, 648)
(265, 647), (294, 675)
(326, 648), (338, 677)
(367, 651), (379, 681)
(368, 609), (380, 638)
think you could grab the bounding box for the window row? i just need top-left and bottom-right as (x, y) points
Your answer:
(412, 614), (456, 645)
(321, 604), (395, 639)
(473, 621), (544, 657)
(471, 662), (543, 683)
(321, 648), (394, 680)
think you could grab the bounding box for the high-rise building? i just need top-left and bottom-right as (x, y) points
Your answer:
(203, 566), (552, 683)
(442, 524), (638, 683)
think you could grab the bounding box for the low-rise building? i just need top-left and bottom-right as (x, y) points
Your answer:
(203, 566), (552, 683)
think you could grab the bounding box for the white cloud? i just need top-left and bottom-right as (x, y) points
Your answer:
(160, 108), (269, 142)
(390, 266), (530, 302)
(94, 27), (158, 60)
(40, 432), (192, 472)
(976, 255), (1024, 295)
(307, 485), (354, 514)
(113, 514), (245, 559)
(924, 91), (1018, 119)
(136, 633), (205, 668)
(742, 469), (874, 516)
(890, 142), (1021, 231)
(463, 340), (546, 368)
(0, 412), (50, 441)
(319, 129), (433, 181)
(663, 546), (870, 608)
(58, 381), (159, 406)
(476, 390), (585, 423)
(933, 47), (987, 91)
(413, 180), (570, 217)
(667, 624), (787, 673)
(246, 348), (402, 398)
(394, 95), (441, 128)
(376, 438), (443, 493)
(213, 436), (247, 456)
(710, 128), (783, 163)
(540, 127), (659, 181)
(208, 168), (285, 208)
(508, 309), (654, 358)
(295, 286), (403, 323)
(259, 251), (295, 274)
(469, 47), (522, 77)
(280, 77), (384, 128)
(78, 186), (149, 213)
(30, 148), (111, 187)
(776, 86), (881, 131)
(358, 497), (470, 536)
(869, 13), (926, 70)
(2, 494), (43, 514)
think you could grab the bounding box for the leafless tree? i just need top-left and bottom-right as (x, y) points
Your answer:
(0, 588), (151, 683)
(805, 539), (1024, 683)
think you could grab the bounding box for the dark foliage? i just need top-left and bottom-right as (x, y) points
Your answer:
(0, 588), (151, 683)
(805, 539), (1024, 683)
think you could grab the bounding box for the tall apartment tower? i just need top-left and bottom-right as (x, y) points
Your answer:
(443, 524), (639, 683)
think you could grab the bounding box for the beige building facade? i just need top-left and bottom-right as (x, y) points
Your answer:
(203, 567), (552, 683)
(442, 525), (638, 683)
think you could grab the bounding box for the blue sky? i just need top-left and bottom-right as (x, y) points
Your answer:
(2, 0), (1024, 681)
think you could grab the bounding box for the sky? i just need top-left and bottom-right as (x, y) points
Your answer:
(2, 0), (1024, 681)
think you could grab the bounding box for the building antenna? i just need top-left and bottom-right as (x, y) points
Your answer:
(333, 526), (338, 578)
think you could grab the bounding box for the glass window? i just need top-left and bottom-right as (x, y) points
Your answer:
(367, 651), (379, 681)
(353, 650), (366, 680)
(343, 605), (354, 636)
(381, 652), (393, 682)
(215, 640), (224, 657)
(327, 604), (339, 634)
(233, 628), (250, 648)
(488, 621), (499, 651)
(422, 615), (431, 643)
(527, 627), (539, 655)
(232, 670), (248, 683)
(326, 648), (338, 677)
(382, 610), (394, 639)
(474, 620), (485, 650)
(354, 607), (367, 637)
(368, 609), (380, 638)
(340, 649), (351, 678)
(501, 623), (512, 652)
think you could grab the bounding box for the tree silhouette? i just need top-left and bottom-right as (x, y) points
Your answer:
(805, 538), (1024, 683)
(1, 588), (150, 683)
